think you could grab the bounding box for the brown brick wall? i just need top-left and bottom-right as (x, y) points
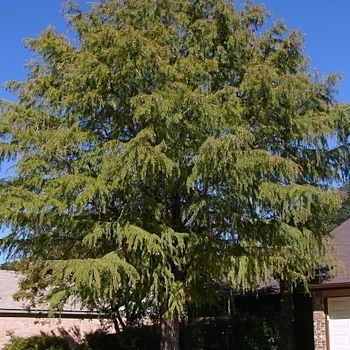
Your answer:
(0, 317), (106, 349)
(312, 291), (327, 350)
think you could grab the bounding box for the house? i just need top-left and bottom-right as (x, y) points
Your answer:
(0, 270), (105, 349)
(310, 218), (350, 350)
(1, 219), (350, 350)
(190, 219), (350, 350)
(225, 219), (350, 350)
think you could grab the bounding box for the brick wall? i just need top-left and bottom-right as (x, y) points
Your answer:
(0, 317), (107, 349)
(312, 291), (327, 350)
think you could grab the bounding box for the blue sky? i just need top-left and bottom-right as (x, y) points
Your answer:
(0, 1), (349, 261)
(259, 0), (350, 103)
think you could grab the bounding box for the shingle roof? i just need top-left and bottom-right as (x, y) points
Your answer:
(0, 270), (27, 310)
(320, 218), (350, 287)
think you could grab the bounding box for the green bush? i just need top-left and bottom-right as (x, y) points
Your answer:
(83, 316), (279, 350)
(83, 326), (159, 350)
(3, 334), (70, 350)
(84, 330), (120, 350)
(184, 316), (280, 350)
(229, 316), (279, 350)
(117, 326), (159, 350)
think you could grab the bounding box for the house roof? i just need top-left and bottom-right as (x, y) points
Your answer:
(0, 270), (98, 317)
(0, 270), (24, 310)
(311, 218), (350, 289)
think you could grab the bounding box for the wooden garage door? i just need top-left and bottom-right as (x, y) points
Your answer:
(328, 297), (350, 350)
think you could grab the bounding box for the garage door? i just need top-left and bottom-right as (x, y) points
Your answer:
(328, 297), (350, 350)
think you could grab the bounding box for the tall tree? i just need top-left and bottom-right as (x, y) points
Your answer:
(324, 183), (350, 232)
(0, 1), (349, 348)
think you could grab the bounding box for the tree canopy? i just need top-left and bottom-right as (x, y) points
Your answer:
(1, 0), (349, 348)
(323, 183), (350, 232)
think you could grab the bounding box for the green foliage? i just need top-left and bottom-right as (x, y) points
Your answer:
(0, 258), (29, 271)
(117, 326), (160, 350)
(81, 327), (160, 350)
(3, 335), (70, 350)
(84, 330), (120, 350)
(0, 261), (20, 271)
(184, 316), (279, 350)
(0, 0), (350, 347)
(82, 318), (279, 350)
(324, 183), (350, 232)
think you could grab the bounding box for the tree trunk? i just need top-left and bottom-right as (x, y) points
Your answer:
(160, 304), (180, 350)
(279, 280), (295, 350)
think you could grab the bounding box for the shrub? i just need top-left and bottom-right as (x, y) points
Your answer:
(83, 316), (279, 350)
(184, 316), (280, 350)
(118, 326), (160, 350)
(229, 316), (280, 350)
(3, 334), (70, 350)
(84, 330), (120, 350)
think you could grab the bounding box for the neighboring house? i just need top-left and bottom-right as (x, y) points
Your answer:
(0, 270), (105, 349)
(311, 218), (350, 350)
(192, 219), (350, 350)
(1, 219), (350, 350)
(228, 219), (350, 350)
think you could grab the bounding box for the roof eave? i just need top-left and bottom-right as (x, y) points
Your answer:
(0, 308), (101, 319)
(309, 281), (350, 290)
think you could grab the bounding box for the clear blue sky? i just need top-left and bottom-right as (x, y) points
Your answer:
(0, 1), (350, 261)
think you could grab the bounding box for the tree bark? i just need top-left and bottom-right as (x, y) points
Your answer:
(160, 304), (180, 350)
(279, 280), (295, 350)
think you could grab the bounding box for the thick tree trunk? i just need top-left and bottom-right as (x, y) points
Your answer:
(160, 305), (180, 350)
